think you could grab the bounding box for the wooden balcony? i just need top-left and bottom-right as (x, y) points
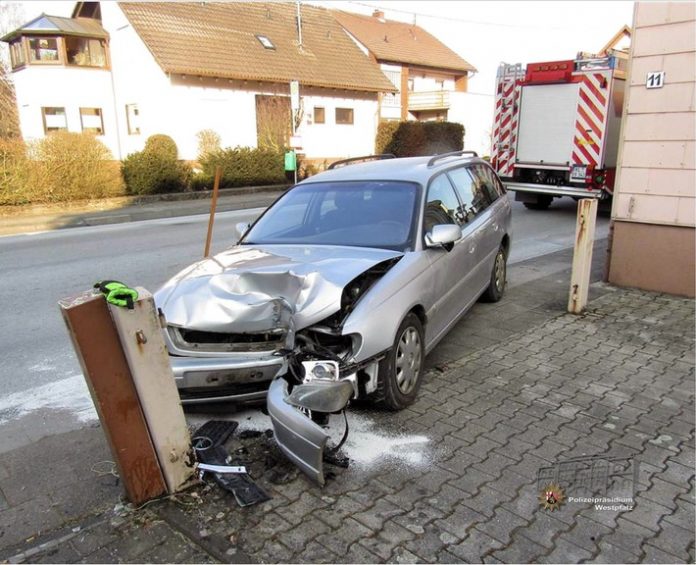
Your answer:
(408, 90), (450, 111)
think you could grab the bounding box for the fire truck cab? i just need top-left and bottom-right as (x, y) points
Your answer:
(491, 52), (627, 209)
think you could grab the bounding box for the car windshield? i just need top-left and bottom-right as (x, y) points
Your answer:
(242, 181), (419, 251)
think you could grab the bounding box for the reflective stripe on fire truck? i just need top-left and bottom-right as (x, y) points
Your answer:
(492, 64), (523, 178)
(572, 72), (611, 168)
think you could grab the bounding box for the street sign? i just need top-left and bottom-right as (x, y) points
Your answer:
(290, 80), (300, 111)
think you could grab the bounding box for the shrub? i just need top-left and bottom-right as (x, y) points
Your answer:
(27, 132), (124, 203)
(122, 133), (191, 195)
(196, 129), (221, 160)
(375, 121), (465, 157)
(198, 146), (286, 189)
(144, 134), (178, 160)
(122, 151), (191, 195)
(0, 137), (29, 205)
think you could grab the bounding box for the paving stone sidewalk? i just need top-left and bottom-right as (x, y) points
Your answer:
(0, 245), (693, 563)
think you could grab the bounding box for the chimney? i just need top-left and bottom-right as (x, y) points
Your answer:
(372, 9), (385, 19)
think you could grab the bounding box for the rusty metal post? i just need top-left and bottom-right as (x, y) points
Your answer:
(568, 198), (598, 314)
(108, 288), (194, 494)
(59, 292), (167, 504)
(204, 165), (222, 258)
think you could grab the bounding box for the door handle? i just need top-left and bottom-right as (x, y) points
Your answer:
(469, 246), (476, 254)
(493, 223), (499, 232)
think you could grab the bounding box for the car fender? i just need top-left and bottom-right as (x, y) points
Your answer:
(341, 251), (432, 361)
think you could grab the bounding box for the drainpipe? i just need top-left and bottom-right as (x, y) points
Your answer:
(296, 0), (302, 48)
(107, 46), (123, 160)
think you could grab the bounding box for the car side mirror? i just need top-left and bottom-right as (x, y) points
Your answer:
(425, 224), (462, 249)
(235, 222), (250, 239)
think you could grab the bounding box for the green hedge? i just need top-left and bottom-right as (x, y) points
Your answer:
(375, 121), (465, 157)
(122, 134), (191, 195)
(196, 146), (286, 189)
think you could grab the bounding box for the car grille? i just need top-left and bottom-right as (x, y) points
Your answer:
(168, 326), (287, 353)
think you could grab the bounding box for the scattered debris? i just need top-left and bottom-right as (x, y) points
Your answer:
(193, 420), (270, 507)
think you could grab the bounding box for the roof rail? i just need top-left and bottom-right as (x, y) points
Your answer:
(327, 154), (395, 170)
(427, 150), (478, 168)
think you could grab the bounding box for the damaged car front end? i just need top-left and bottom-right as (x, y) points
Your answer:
(156, 155), (512, 485)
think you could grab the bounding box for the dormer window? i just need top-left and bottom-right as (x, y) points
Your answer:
(28, 37), (60, 63)
(9, 40), (25, 68)
(256, 35), (275, 50)
(2, 15), (109, 71)
(65, 36), (107, 67)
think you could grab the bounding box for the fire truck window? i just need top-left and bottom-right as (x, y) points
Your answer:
(447, 167), (489, 221)
(424, 174), (462, 232)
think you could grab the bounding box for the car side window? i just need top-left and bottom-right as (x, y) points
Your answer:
(471, 164), (504, 203)
(424, 174), (462, 232)
(447, 167), (489, 222)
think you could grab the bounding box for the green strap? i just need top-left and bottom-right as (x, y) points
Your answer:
(94, 280), (138, 309)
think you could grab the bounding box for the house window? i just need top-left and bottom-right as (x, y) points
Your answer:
(65, 37), (107, 67)
(28, 37), (60, 63)
(255, 35), (275, 49)
(9, 40), (25, 68)
(335, 108), (354, 125)
(80, 107), (104, 134)
(126, 104), (140, 135)
(313, 107), (325, 124)
(41, 107), (67, 133)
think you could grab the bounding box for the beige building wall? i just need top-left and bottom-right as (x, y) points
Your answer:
(608, 2), (696, 297)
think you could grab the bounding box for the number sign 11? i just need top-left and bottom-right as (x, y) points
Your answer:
(646, 71), (665, 89)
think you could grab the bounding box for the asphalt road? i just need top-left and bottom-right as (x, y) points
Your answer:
(0, 195), (610, 451)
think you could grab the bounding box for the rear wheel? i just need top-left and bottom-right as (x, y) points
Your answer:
(481, 246), (507, 302)
(523, 195), (552, 210)
(372, 313), (425, 410)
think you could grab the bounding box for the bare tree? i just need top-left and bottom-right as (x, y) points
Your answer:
(0, 2), (24, 139)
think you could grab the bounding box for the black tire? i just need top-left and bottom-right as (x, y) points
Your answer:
(371, 313), (425, 410)
(523, 195), (552, 210)
(481, 245), (507, 302)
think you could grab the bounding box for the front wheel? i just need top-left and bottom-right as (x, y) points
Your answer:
(371, 313), (425, 410)
(481, 246), (507, 302)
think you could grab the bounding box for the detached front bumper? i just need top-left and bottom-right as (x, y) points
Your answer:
(170, 354), (285, 404)
(267, 379), (331, 485)
(267, 376), (355, 486)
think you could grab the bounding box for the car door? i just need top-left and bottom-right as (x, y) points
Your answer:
(468, 164), (511, 284)
(446, 166), (497, 292)
(422, 173), (477, 345)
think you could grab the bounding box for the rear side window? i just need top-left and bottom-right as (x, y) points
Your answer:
(447, 167), (490, 221)
(471, 164), (505, 203)
(424, 174), (462, 232)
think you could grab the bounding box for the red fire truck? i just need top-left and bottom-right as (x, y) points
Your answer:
(491, 52), (627, 209)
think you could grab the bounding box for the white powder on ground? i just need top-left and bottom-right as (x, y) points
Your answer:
(187, 408), (430, 470)
(326, 411), (430, 468)
(0, 374), (96, 425)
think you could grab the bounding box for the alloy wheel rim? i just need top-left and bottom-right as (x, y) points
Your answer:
(494, 251), (505, 292)
(395, 327), (422, 394)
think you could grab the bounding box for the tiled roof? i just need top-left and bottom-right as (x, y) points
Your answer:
(118, 2), (396, 93)
(333, 10), (476, 74)
(1, 14), (108, 42)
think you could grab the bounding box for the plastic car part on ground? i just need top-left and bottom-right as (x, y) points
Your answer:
(192, 420), (270, 507)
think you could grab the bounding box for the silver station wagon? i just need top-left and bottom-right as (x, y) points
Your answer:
(155, 151), (512, 483)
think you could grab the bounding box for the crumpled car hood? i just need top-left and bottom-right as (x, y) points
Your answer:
(155, 245), (403, 333)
